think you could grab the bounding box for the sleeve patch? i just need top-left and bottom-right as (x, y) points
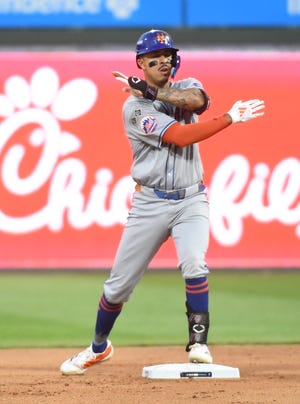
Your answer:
(141, 116), (158, 134)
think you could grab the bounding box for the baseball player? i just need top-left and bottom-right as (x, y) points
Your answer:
(60, 29), (264, 375)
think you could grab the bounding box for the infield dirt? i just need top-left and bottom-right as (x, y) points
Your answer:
(0, 345), (299, 403)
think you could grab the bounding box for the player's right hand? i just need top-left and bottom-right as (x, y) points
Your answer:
(127, 77), (158, 101)
(227, 99), (265, 123)
(112, 71), (158, 101)
(112, 71), (129, 85)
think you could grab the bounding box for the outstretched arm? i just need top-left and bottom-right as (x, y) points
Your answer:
(163, 99), (265, 147)
(112, 71), (265, 147)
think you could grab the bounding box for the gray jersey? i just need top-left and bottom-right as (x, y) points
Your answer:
(122, 78), (207, 190)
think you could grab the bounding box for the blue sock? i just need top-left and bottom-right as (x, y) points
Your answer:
(185, 276), (209, 312)
(92, 294), (123, 353)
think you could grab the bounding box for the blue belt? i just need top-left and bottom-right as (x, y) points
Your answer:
(154, 183), (205, 200)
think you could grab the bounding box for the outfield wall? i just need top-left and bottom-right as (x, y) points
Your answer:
(0, 51), (299, 269)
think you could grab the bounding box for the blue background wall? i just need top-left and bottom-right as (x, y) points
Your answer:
(0, 0), (299, 28)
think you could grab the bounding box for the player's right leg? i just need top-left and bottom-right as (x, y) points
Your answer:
(60, 340), (114, 375)
(60, 190), (170, 375)
(60, 295), (123, 375)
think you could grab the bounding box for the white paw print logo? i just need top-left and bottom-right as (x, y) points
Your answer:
(0, 66), (98, 195)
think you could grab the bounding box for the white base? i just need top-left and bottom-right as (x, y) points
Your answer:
(142, 363), (240, 379)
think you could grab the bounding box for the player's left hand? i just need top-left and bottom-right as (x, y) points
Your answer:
(227, 99), (265, 123)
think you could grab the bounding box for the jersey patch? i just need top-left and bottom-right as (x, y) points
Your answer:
(141, 116), (158, 134)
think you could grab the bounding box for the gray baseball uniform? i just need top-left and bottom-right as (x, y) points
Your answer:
(104, 78), (209, 303)
(59, 29), (264, 374)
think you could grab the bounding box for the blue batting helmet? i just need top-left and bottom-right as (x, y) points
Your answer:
(136, 29), (179, 57)
(135, 29), (180, 77)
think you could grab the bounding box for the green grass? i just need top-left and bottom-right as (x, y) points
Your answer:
(0, 271), (299, 348)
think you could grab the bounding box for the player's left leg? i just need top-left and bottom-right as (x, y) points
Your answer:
(171, 193), (212, 363)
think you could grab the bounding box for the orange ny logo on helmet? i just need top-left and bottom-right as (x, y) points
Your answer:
(156, 32), (166, 44)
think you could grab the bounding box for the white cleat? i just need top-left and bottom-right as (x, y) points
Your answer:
(188, 343), (213, 364)
(60, 340), (114, 375)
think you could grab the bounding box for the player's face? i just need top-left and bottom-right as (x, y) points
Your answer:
(138, 49), (173, 87)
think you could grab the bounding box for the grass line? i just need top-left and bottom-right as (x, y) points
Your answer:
(0, 271), (299, 348)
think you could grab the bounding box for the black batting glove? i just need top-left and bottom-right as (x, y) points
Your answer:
(128, 77), (158, 101)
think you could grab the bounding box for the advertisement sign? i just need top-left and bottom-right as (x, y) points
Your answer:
(0, 0), (182, 27)
(0, 51), (299, 269)
(0, 0), (299, 28)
